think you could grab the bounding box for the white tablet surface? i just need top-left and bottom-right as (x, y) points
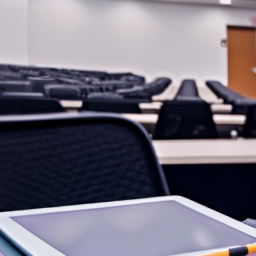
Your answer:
(0, 196), (255, 256)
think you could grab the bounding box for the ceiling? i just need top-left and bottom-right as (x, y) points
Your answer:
(151, 0), (256, 9)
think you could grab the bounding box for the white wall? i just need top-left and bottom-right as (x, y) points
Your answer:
(0, 0), (28, 65)
(25, 0), (256, 84)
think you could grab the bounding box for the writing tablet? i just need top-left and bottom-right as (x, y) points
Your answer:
(0, 196), (255, 256)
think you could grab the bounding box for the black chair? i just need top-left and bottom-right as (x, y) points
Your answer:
(242, 103), (256, 138)
(0, 113), (169, 212)
(154, 99), (218, 139)
(0, 93), (65, 114)
(92, 80), (137, 89)
(106, 72), (145, 84)
(82, 96), (150, 113)
(117, 78), (171, 99)
(27, 77), (56, 92)
(206, 81), (255, 114)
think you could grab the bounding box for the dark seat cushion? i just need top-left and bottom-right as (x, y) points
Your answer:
(206, 81), (255, 114)
(28, 77), (56, 92)
(1, 92), (44, 98)
(45, 84), (81, 99)
(243, 104), (256, 138)
(175, 80), (199, 98)
(87, 92), (124, 99)
(0, 98), (64, 114)
(82, 98), (150, 113)
(0, 80), (32, 92)
(154, 100), (217, 139)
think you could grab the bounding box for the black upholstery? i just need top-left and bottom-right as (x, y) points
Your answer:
(175, 79), (199, 98)
(154, 99), (218, 139)
(28, 77), (56, 92)
(205, 81), (242, 101)
(0, 80), (32, 93)
(118, 78), (171, 99)
(87, 92), (124, 99)
(0, 65), (172, 115)
(232, 98), (256, 115)
(82, 98), (150, 113)
(92, 80), (138, 89)
(0, 113), (169, 212)
(56, 77), (85, 85)
(44, 84), (81, 99)
(242, 103), (256, 138)
(1, 92), (44, 98)
(206, 81), (255, 114)
(0, 97), (64, 114)
(107, 73), (145, 84)
(120, 75), (145, 84)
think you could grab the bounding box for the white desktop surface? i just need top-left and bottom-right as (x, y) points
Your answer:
(139, 102), (163, 113)
(152, 139), (256, 164)
(213, 114), (246, 125)
(152, 84), (181, 101)
(122, 113), (159, 124)
(122, 113), (246, 125)
(210, 104), (233, 114)
(59, 100), (83, 108)
(197, 84), (223, 104)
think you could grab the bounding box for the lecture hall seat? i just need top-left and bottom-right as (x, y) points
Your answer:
(154, 99), (218, 139)
(0, 112), (169, 212)
(0, 92), (65, 114)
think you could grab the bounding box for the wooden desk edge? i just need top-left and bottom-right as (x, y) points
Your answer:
(157, 156), (256, 165)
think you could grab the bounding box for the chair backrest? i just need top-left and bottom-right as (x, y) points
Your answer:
(175, 80), (199, 98)
(106, 72), (145, 84)
(93, 80), (135, 89)
(205, 81), (228, 99)
(154, 99), (218, 139)
(0, 96), (65, 114)
(0, 113), (169, 212)
(117, 78), (171, 99)
(44, 84), (81, 99)
(28, 77), (56, 93)
(206, 81), (255, 114)
(0, 80), (32, 93)
(82, 98), (150, 113)
(242, 103), (256, 138)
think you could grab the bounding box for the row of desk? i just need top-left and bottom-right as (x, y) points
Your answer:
(125, 83), (256, 165)
(62, 83), (256, 165)
(150, 85), (256, 219)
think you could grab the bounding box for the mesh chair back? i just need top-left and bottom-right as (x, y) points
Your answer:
(44, 84), (81, 99)
(0, 113), (169, 212)
(154, 100), (218, 139)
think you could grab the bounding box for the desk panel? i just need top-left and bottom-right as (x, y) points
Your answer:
(164, 163), (256, 221)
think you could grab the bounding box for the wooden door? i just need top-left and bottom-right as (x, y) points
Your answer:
(227, 26), (256, 100)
